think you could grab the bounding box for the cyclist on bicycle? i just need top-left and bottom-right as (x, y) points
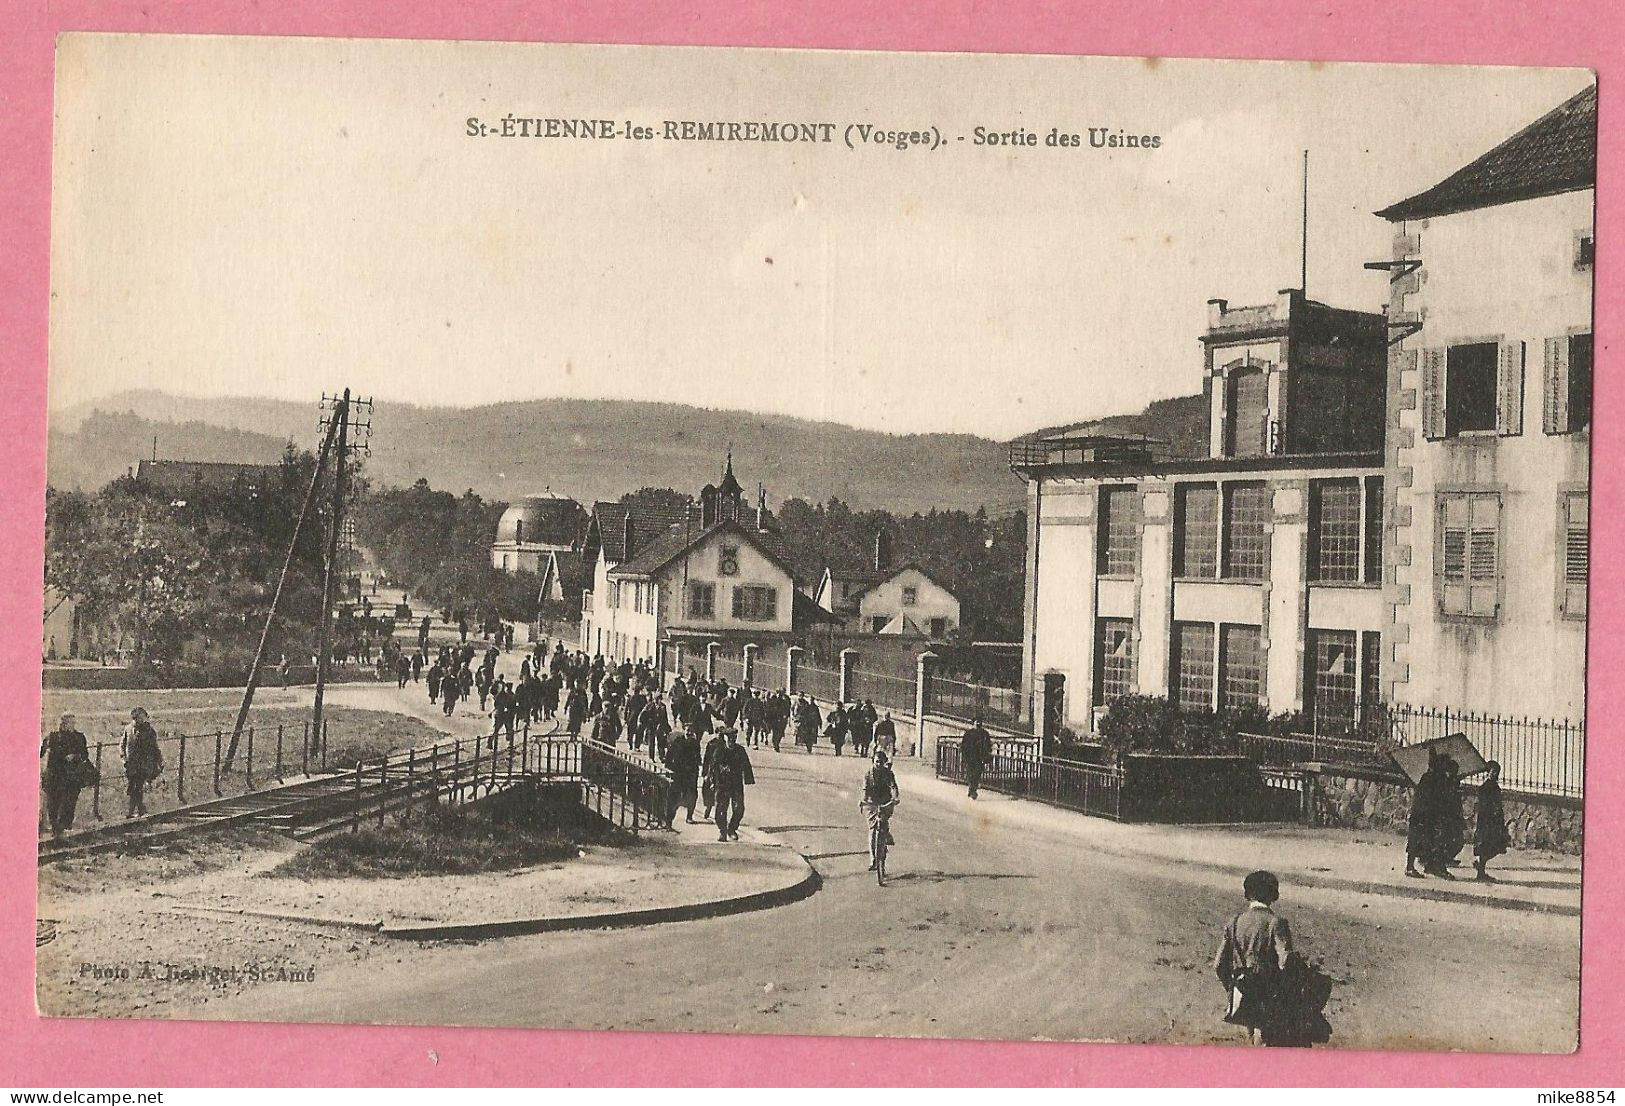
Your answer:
(861, 748), (900, 872)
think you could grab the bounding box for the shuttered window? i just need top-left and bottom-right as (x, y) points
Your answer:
(1562, 492), (1589, 619)
(1545, 333), (1593, 435)
(731, 585), (778, 622)
(1437, 492), (1500, 618)
(1427, 342), (1522, 437)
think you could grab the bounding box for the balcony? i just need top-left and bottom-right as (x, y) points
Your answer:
(1009, 434), (1169, 476)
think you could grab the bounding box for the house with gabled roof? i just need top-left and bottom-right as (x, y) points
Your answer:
(812, 530), (963, 639)
(580, 453), (837, 664)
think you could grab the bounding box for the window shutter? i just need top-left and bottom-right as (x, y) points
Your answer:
(1496, 342), (1524, 436)
(1439, 496), (1468, 614)
(1468, 494), (1500, 617)
(1564, 493), (1589, 618)
(1544, 336), (1571, 435)
(1421, 349), (1447, 440)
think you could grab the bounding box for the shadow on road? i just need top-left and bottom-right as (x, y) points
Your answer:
(884, 870), (1036, 885)
(758, 825), (845, 834)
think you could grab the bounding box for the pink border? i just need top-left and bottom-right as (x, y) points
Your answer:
(2, 0), (1620, 1087)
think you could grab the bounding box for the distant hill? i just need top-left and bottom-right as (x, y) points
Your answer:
(47, 391), (1207, 514)
(1018, 394), (1210, 459)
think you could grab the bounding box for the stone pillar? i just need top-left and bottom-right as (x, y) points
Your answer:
(671, 641), (685, 683)
(742, 643), (758, 689)
(838, 648), (858, 704)
(914, 651), (937, 761)
(705, 641), (720, 682)
(786, 645), (803, 695)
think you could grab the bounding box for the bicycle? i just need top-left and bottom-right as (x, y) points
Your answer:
(862, 799), (898, 886)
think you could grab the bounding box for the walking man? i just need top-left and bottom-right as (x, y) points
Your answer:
(120, 707), (163, 819)
(40, 713), (91, 838)
(708, 727), (755, 842)
(960, 717), (992, 800)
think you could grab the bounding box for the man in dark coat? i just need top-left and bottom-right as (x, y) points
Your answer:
(490, 678), (518, 750)
(1407, 749), (1453, 878)
(663, 727), (702, 827)
(700, 728), (727, 820)
(707, 728), (755, 841)
(795, 695), (822, 753)
(960, 719), (993, 799)
(565, 686), (588, 737)
(120, 707), (163, 819)
(1474, 760), (1511, 881)
(41, 713), (91, 838)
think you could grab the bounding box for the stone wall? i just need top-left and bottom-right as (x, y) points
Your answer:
(1302, 762), (1583, 855)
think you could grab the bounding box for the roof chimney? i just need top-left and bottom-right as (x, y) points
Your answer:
(756, 484), (767, 530)
(874, 529), (893, 572)
(622, 513), (635, 559)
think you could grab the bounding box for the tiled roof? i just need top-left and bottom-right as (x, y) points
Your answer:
(607, 518), (801, 585)
(1377, 85), (1596, 221)
(587, 501), (703, 562)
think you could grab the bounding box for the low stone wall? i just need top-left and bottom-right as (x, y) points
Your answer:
(1302, 761), (1583, 855)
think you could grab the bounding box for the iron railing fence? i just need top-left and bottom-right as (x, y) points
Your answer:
(713, 652), (746, 687)
(923, 673), (1031, 732)
(41, 720), (336, 830)
(753, 660), (788, 693)
(797, 663), (841, 703)
(1388, 704), (1584, 798)
(937, 736), (1119, 820)
(580, 738), (672, 831)
(848, 667), (916, 713)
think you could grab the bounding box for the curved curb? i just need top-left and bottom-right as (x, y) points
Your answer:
(164, 849), (821, 941)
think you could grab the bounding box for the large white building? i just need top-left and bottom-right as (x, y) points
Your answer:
(1376, 84), (1593, 726)
(812, 531), (963, 639)
(1013, 86), (1593, 792)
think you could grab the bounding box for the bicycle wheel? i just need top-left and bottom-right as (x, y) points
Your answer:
(873, 826), (887, 885)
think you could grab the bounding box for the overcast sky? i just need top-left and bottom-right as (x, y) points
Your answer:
(48, 35), (1590, 439)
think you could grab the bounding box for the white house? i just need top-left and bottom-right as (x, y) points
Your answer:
(812, 531), (962, 639)
(1376, 84), (1593, 728)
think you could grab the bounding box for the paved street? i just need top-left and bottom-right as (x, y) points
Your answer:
(194, 732), (1579, 1053)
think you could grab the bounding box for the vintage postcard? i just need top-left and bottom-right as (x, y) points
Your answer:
(38, 34), (1592, 1054)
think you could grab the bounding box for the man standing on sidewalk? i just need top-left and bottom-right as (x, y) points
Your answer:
(960, 718), (992, 799)
(708, 727), (755, 841)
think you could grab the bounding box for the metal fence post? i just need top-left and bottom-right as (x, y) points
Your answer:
(322, 719), (329, 771)
(275, 725), (284, 782)
(407, 748), (416, 816)
(453, 739), (463, 808)
(213, 730), (223, 796)
(379, 757), (388, 827)
(352, 761), (362, 833)
(91, 742), (104, 821)
(177, 733), (187, 805)
(245, 727), (255, 791)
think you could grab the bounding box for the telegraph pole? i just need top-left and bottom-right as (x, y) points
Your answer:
(310, 389), (372, 759)
(223, 408), (340, 769)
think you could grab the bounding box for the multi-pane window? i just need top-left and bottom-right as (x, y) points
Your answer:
(1360, 631), (1382, 718)
(1562, 491), (1589, 619)
(1219, 624), (1263, 710)
(731, 585), (778, 622)
(1171, 621), (1216, 713)
(1222, 483), (1269, 580)
(930, 617), (948, 638)
(1307, 629), (1358, 734)
(1309, 477), (1383, 584)
(1438, 491), (1501, 618)
(1097, 485), (1139, 576)
(1174, 485), (1220, 578)
(1310, 479), (1361, 582)
(1095, 618), (1135, 706)
(1445, 342), (1499, 435)
(687, 581), (715, 618)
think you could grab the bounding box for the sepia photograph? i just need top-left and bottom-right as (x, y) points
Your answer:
(35, 34), (1592, 1055)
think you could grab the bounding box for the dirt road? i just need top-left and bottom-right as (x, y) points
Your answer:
(190, 743), (1579, 1053)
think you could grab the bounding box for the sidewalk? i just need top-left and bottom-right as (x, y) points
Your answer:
(162, 817), (815, 939)
(890, 758), (1581, 916)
